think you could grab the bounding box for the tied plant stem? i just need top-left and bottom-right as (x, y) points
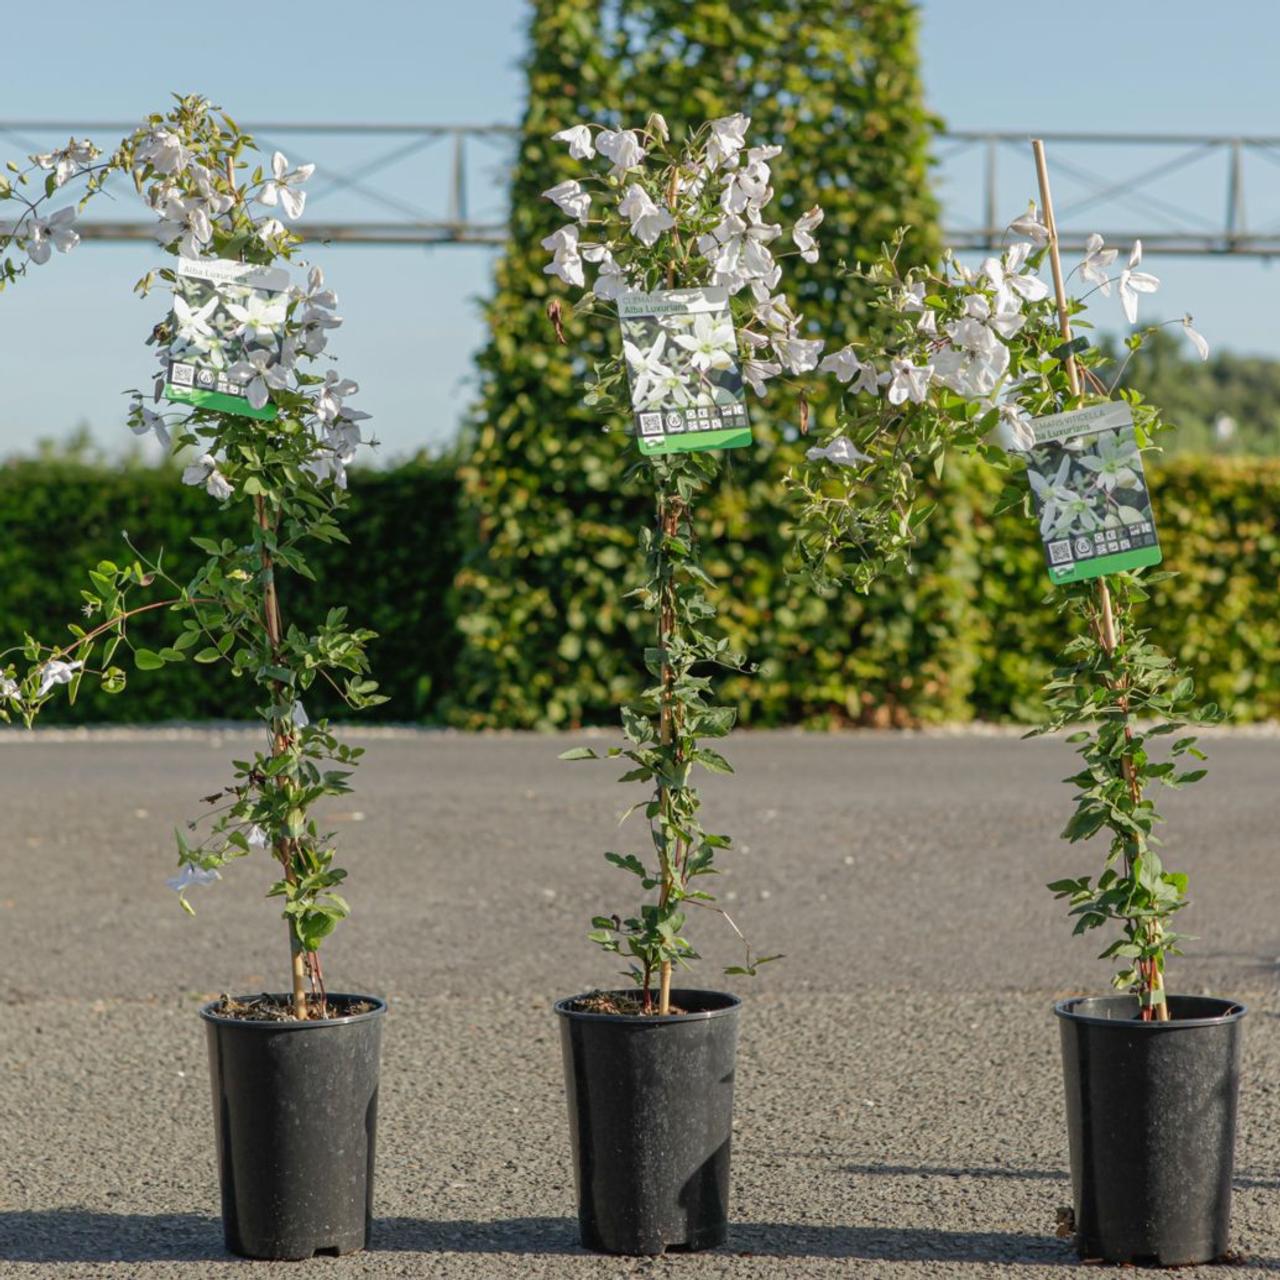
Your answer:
(654, 162), (683, 1018)
(254, 490), (308, 1020)
(1033, 138), (1168, 1020)
(227, 148), (308, 1021)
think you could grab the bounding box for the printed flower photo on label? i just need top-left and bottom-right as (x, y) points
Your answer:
(165, 259), (291, 421)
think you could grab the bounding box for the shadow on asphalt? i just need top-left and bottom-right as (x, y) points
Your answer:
(0, 1211), (226, 1263)
(6, 1210), (1276, 1268)
(725, 1224), (1074, 1264)
(0, 1211), (1068, 1264)
(378, 1218), (1076, 1264)
(841, 1163), (1067, 1182)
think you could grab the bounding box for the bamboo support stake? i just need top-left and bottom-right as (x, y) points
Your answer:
(1032, 140), (1166, 1020)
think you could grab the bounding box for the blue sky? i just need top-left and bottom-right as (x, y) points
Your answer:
(0, 1), (1274, 460)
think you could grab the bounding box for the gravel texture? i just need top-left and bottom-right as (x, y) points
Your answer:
(2, 729), (1278, 1278)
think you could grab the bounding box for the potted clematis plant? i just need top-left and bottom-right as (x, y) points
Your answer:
(794, 139), (1236, 1267)
(1023, 145), (1240, 1268)
(1, 97), (387, 1261)
(543, 112), (825, 1255)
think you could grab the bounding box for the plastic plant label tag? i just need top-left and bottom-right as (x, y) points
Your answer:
(164, 257), (291, 421)
(1025, 401), (1162, 585)
(618, 287), (752, 456)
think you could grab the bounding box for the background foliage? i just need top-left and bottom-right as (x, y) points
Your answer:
(3, 458), (460, 724)
(6, 452), (1279, 726)
(1113, 327), (1280, 457)
(450, 0), (941, 729)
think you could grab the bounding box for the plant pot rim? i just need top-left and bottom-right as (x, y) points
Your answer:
(198, 992), (387, 1031)
(1054, 994), (1246, 1030)
(555, 987), (740, 1026)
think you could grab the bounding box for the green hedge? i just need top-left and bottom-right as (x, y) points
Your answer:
(0, 458), (460, 724)
(3, 455), (1278, 726)
(969, 457), (1280, 723)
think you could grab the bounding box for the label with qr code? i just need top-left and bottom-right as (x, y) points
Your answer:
(617, 287), (753, 456)
(1024, 402), (1162, 585)
(163, 257), (290, 421)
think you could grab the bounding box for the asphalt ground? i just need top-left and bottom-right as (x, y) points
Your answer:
(2, 728), (1279, 1278)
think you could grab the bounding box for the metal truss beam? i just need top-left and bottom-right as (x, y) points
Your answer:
(2, 122), (1278, 257)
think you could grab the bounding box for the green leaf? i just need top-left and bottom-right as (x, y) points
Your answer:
(133, 648), (165, 670)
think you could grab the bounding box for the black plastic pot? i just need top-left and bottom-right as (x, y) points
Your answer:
(1055, 994), (1246, 1266)
(200, 993), (387, 1260)
(555, 989), (741, 1256)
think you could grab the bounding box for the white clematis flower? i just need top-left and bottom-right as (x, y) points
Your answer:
(295, 265), (338, 313)
(1079, 233), (1118, 294)
(595, 129), (645, 176)
(883, 358), (933, 405)
(989, 403), (1036, 452)
(705, 114), (751, 169)
(819, 346), (862, 382)
(1008, 205), (1049, 247)
(315, 370), (359, 422)
(542, 179), (591, 223)
(258, 151), (315, 221)
(130, 404), (171, 451)
(182, 454), (234, 501)
(541, 225), (584, 287)
(25, 207), (79, 264)
(791, 206), (824, 263)
(166, 864), (221, 893)
(35, 659), (82, 697)
(806, 436), (871, 468)
(292, 701), (310, 729)
(1118, 240), (1159, 324)
(228, 350), (290, 411)
(135, 127), (191, 175)
(245, 823), (268, 848)
(0, 674), (19, 701)
(981, 242), (1049, 311)
(1182, 315), (1209, 361)
(720, 145), (779, 216)
(617, 184), (675, 247)
(552, 124), (595, 160)
(819, 346), (879, 395)
(257, 218), (290, 250)
(32, 138), (98, 187)
(742, 358), (782, 397)
(581, 244), (628, 301)
(155, 195), (213, 258)
(898, 280), (926, 313)
(699, 210), (781, 295)
(773, 335), (824, 374)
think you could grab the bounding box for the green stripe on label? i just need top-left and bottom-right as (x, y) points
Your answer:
(637, 425), (753, 455)
(1048, 544), (1163, 584)
(165, 385), (278, 421)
